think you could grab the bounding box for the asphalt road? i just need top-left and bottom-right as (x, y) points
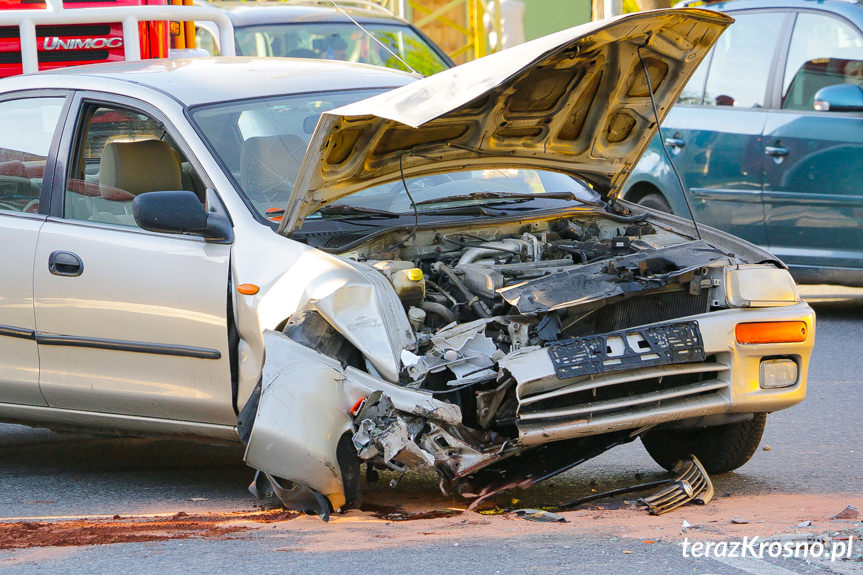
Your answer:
(0, 287), (861, 575)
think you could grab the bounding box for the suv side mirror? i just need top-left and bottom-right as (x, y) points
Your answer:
(813, 84), (863, 112)
(133, 190), (232, 242)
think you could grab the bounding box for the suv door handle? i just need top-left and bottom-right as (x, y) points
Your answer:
(764, 145), (789, 157)
(664, 137), (685, 149)
(48, 251), (84, 277)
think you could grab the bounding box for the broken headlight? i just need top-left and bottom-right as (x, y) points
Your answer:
(724, 265), (799, 308)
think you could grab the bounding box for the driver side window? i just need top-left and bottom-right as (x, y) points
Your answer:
(64, 104), (206, 227)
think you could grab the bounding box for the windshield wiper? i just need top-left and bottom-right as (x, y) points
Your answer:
(315, 204), (401, 219)
(414, 191), (602, 207)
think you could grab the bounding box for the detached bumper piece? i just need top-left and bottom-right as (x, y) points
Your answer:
(639, 455), (714, 515)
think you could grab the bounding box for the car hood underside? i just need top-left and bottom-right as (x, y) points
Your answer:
(279, 8), (732, 234)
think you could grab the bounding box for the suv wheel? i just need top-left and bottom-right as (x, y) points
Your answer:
(641, 414), (767, 474)
(636, 192), (672, 213)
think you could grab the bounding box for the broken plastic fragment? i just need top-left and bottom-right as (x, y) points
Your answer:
(513, 509), (567, 523)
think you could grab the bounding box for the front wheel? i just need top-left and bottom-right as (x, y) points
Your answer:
(641, 413), (767, 474)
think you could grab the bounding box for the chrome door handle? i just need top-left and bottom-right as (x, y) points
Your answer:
(48, 251), (83, 277)
(764, 145), (789, 157)
(664, 137), (685, 148)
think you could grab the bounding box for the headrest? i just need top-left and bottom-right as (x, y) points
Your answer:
(99, 140), (182, 196)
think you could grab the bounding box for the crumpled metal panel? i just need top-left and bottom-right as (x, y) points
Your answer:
(244, 330), (354, 510)
(312, 259), (415, 383)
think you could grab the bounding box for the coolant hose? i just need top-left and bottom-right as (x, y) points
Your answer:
(434, 263), (492, 318)
(419, 301), (457, 325)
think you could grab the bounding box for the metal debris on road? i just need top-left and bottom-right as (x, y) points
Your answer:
(556, 455), (714, 517)
(513, 509), (567, 523)
(830, 505), (860, 520)
(639, 456), (714, 515)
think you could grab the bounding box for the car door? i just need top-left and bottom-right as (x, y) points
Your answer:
(658, 11), (788, 244)
(33, 94), (236, 425)
(761, 10), (863, 276)
(0, 93), (66, 407)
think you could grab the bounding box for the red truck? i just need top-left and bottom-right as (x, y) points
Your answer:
(0, 0), (233, 77)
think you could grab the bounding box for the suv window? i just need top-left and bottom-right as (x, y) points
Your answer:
(782, 13), (863, 110)
(702, 13), (783, 108)
(64, 104), (206, 227)
(0, 97), (63, 213)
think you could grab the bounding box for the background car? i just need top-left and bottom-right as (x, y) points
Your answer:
(621, 0), (863, 287)
(196, 1), (453, 75)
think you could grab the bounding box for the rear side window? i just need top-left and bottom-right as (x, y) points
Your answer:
(0, 97), (63, 213)
(781, 13), (863, 110)
(702, 13), (783, 108)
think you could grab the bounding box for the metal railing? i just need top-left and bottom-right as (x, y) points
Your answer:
(0, 2), (235, 74)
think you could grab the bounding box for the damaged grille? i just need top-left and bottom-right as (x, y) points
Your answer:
(518, 320), (729, 430)
(518, 359), (726, 420)
(564, 289), (711, 337)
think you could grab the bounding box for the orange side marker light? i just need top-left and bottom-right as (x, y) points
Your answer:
(735, 321), (807, 344)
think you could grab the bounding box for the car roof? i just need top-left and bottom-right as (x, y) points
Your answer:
(675, 0), (863, 22)
(5, 57), (415, 107)
(220, 3), (410, 27)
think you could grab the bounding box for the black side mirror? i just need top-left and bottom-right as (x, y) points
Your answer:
(813, 84), (863, 112)
(133, 190), (232, 242)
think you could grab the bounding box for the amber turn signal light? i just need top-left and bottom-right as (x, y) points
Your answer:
(735, 321), (807, 344)
(237, 284), (259, 295)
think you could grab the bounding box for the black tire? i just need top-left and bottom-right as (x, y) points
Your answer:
(641, 413), (767, 474)
(636, 192), (672, 213)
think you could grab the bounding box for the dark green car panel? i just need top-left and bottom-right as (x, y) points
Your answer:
(623, 0), (863, 286)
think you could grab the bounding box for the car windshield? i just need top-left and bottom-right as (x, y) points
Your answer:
(234, 22), (449, 76)
(191, 90), (600, 227)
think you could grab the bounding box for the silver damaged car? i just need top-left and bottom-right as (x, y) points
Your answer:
(0, 9), (814, 518)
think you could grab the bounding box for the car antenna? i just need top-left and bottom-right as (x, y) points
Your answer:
(327, 1), (420, 75)
(636, 44), (702, 241)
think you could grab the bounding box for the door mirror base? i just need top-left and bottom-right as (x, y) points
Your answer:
(133, 190), (233, 243)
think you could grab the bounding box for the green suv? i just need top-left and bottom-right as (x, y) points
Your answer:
(622, 0), (863, 287)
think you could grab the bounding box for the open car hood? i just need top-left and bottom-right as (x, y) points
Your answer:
(279, 9), (732, 235)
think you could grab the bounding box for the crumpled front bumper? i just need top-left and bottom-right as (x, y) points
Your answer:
(500, 302), (814, 445)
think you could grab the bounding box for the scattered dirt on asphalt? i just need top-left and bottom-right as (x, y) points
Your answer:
(2, 494), (860, 552)
(0, 509), (299, 550)
(261, 493), (863, 553)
